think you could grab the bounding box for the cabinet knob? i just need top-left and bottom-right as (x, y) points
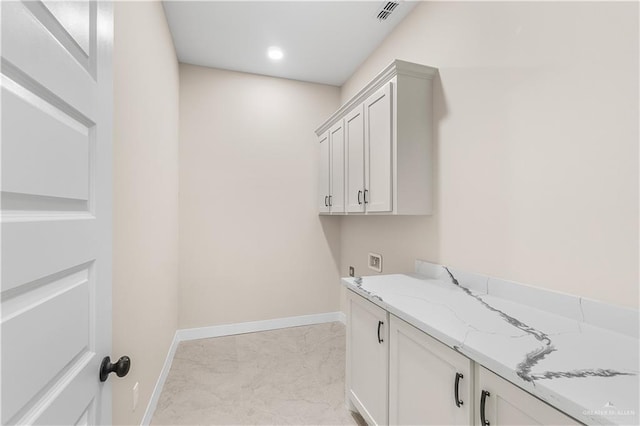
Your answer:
(324, 196), (328, 207)
(480, 390), (491, 426)
(329, 195), (332, 206)
(454, 372), (464, 407)
(377, 320), (384, 343)
(364, 189), (369, 204)
(357, 190), (362, 205)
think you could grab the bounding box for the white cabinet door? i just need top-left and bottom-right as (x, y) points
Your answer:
(347, 290), (389, 426)
(476, 366), (579, 426)
(389, 316), (472, 426)
(318, 131), (330, 213)
(364, 82), (393, 213)
(345, 105), (365, 213)
(329, 120), (345, 213)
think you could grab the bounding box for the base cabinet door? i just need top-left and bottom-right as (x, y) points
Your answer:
(389, 315), (472, 425)
(347, 291), (389, 426)
(476, 366), (579, 425)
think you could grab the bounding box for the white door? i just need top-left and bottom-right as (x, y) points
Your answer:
(364, 82), (393, 213)
(346, 291), (389, 426)
(329, 120), (345, 214)
(476, 366), (579, 426)
(1, 1), (114, 425)
(389, 315), (472, 425)
(345, 105), (364, 213)
(318, 131), (330, 213)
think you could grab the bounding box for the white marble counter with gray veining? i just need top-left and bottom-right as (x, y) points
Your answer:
(342, 261), (639, 425)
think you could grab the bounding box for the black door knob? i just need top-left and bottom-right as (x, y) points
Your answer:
(99, 355), (131, 382)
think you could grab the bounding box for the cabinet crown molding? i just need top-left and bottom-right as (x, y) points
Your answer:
(315, 59), (437, 136)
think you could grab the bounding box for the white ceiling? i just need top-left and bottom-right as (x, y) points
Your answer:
(162, 1), (417, 86)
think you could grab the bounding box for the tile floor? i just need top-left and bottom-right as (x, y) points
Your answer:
(151, 322), (362, 425)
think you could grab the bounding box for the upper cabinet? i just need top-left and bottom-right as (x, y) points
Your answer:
(318, 120), (346, 214)
(316, 60), (437, 215)
(318, 131), (330, 213)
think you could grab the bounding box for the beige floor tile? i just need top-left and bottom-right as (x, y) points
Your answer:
(151, 322), (360, 425)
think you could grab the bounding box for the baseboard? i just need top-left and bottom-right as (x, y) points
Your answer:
(141, 331), (180, 425)
(176, 311), (345, 342)
(140, 311), (345, 425)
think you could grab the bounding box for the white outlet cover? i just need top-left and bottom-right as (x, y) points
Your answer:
(133, 382), (139, 411)
(368, 252), (382, 273)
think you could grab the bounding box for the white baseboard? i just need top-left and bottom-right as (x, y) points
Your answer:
(140, 331), (180, 426)
(141, 311), (345, 425)
(176, 311), (345, 341)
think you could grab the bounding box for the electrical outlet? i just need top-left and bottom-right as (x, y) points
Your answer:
(132, 382), (139, 411)
(368, 253), (382, 273)
(349, 266), (355, 277)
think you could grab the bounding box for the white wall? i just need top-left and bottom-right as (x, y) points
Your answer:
(179, 65), (341, 328)
(340, 1), (638, 308)
(113, 2), (179, 424)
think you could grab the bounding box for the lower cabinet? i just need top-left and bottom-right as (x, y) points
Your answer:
(475, 366), (579, 425)
(389, 315), (472, 425)
(346, 291), (389, 426)
(345, 289), (581, 426)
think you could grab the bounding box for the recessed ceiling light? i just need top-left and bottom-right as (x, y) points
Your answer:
(267, 46), (284, 61)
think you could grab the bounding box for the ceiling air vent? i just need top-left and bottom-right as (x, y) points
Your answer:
(376, 1), (400, 21)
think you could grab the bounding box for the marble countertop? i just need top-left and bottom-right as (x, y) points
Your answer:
(342, 270), (639, 425)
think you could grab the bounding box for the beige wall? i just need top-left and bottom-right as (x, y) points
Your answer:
(113, 2), (179, 424)
(340, 1), (638, 307)
(179, 65), (341, 328)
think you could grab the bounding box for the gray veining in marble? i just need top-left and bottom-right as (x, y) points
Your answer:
(151, 322), (360, 425)
(444, 267), (634, 385)
(415, 259), (639, 339)
(344, 268), (640, 426)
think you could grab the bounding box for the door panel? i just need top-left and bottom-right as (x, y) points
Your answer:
(1, 1), (113, 425)
(2, 270), (91, 422)
(347, 291), (389, 426)
(2, 82), (91, 201)
(41, 0), (92, 55)
(318, 132), (330, 213)
(345, 105), (364, 213)
(365, 82), (392, 212)
(2, 1), (96, 114)
(476, 366), (578, 425)
(1, 221), (95, 292)
(329, 121), (345, 213)
(389, 316), (472, 425)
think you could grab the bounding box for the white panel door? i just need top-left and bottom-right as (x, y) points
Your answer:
(476, 366), (579, 426)
(1, 1), (114, 425)
(389, 315), (472, 425)
(329, 120), (345, 213)
(346, 291), (389, 426)
(318, 131), (330, 213)
(364, 82), (393, 213)
(345, 105), (365, 213)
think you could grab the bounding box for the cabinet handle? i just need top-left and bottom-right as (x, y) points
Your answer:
(357, 190), (362, 205)
(377, 320), (384, 343)
(454, 372), (464, 407)
(329, 195), (332, 206)
(324, 196), (328, 207)
(364, 189), (369, 204)
(480, 390), (490, 426)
